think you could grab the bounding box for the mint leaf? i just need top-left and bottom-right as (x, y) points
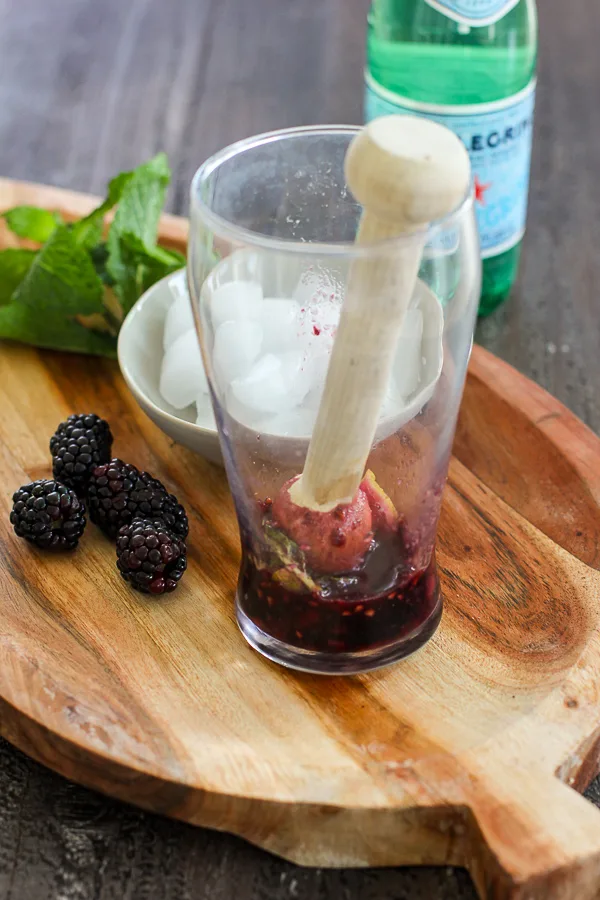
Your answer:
(13, 225), (104, 316)
(0, 249), (37, 305)
(3, 206), (60, 242)
(72, 170), (135, 250)
(263, 523), (319, 593)
(100, 169), (136, 214)
(0, 300), (116, 356)
(124, 235), (185, 268)
(107, 153), (172, 311)
(88, 243), (113, 286)
(106, 244), (183, 315)
(72, 219), (102, 252)
(109, 153), (170, 252)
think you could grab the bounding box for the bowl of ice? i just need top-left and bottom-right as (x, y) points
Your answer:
(118, 262), (444, 467)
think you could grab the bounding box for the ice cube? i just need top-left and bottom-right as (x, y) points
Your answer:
(225, 390), (272, 432)
(195, 394), (217, 430)
(261, 298), (301, 353)
(163, 271), (194, 350)
(210, 280), (263, 329)
(213, 320), (263, 388)
(159, 329), (208, 410)
(292, 348), (331, 409)
(393, 309), (424, 398)
(280, 349), (315, 405)
(263, 406), (318, 438)
(310, 348), (332, 390)
(293, 268), (340, 308)
(294, 298), (339, 358)
(303, 388), (323, 411)
(231, 353), (297, 415)
(316, 294), (342, 334)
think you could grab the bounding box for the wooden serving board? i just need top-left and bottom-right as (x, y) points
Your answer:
(1, 181), (600, 900)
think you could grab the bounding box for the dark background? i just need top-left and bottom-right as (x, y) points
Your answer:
(0, 0), (599, 897)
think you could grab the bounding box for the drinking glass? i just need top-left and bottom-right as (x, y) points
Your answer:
(188, 125), (480, 675)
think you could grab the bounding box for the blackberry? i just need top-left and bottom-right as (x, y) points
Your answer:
(50, 413), (113, 495)
(10, 480), (86, 551)
(116, 518), (187, 595)
(87, 459), (189, 539)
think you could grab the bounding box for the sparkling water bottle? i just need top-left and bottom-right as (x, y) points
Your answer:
(365, 0), (538, 315)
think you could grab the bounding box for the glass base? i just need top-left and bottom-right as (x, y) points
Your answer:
(236, 590), (443, 676)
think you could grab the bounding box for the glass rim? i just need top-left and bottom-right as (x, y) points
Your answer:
(189, 124), (474, 258)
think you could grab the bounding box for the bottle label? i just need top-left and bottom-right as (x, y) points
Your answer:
(423, 0), (521, 26)
(365, 75), (536, 258)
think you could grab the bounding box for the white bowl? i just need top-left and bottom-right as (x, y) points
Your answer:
(117, 272), (223, 465)
(118, 271), (444, 467)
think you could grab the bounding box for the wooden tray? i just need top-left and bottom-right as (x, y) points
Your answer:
(1, 180), (600, 900)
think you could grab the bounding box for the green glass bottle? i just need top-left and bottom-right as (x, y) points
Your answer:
(365, 0), (538, 315)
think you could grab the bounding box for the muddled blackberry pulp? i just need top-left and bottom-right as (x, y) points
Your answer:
(239, 476), (441, 656)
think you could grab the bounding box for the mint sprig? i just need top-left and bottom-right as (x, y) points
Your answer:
(0, 153), (184, 357)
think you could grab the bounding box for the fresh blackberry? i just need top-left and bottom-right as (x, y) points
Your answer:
(10, 480), (86, 551)
(87, 459), (189, 539)
(116, 518), (187, 595)
(50, 413), (113, 495)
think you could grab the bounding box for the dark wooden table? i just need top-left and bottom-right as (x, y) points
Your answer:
(0, 0), (598, 897)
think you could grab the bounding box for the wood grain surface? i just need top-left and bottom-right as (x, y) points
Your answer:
(2, 186), (600, 900)
(0, 1), (598, 899)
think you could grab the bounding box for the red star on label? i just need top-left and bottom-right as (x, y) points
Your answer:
(474, 175), (492, 206)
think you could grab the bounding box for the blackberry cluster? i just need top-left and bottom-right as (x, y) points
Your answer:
(87, 459), (189, 540)
(50, 414), (113, 495)
(116, 518), (187, 595)
(9, 414), (189, 596)
(10, 480), (86, 551)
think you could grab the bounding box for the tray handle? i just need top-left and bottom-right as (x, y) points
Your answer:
(466, 768), (600, 899)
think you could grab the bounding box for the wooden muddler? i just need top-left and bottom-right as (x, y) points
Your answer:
(289, 115), (470, 512)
